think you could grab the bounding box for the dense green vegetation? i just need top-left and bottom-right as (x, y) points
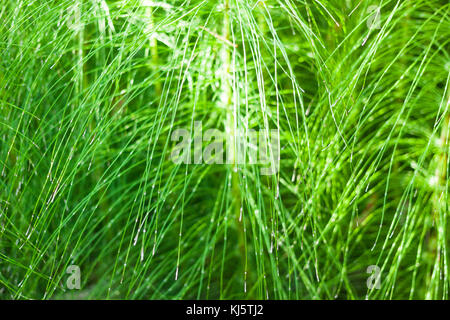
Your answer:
(0, 0), (449, 299)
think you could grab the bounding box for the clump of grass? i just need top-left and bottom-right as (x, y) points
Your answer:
(0, 0), (449, 299)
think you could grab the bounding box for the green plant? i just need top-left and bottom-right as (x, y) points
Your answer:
(0, 0), (449, 299)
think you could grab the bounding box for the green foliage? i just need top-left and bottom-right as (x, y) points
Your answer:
(0, 0), (449, 299)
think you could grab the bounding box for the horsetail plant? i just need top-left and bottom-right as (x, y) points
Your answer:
(0, 0), (449, 300)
